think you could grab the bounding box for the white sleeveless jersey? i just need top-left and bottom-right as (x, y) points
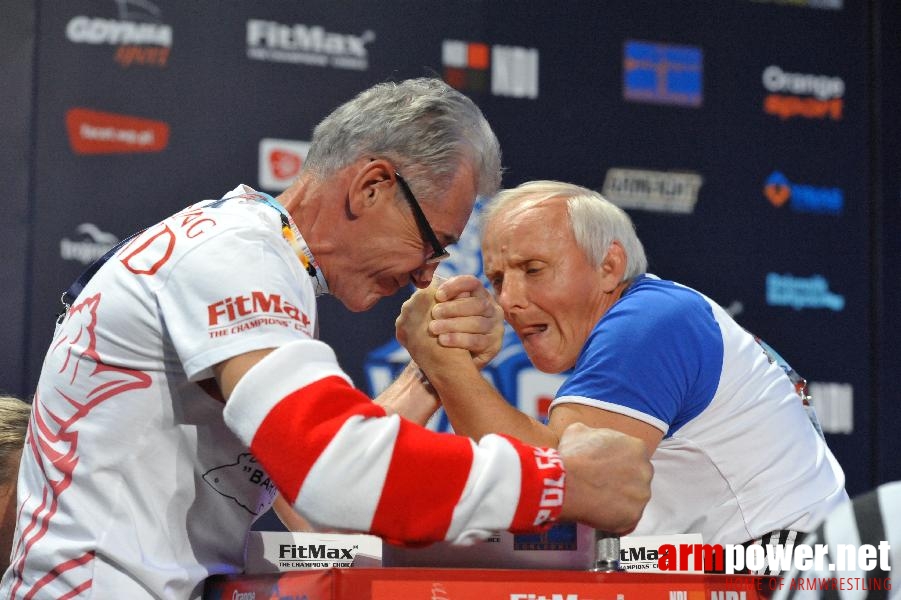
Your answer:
(2, 186), (317, 599)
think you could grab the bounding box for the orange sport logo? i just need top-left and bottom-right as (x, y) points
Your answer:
(762, 65), (845, 121)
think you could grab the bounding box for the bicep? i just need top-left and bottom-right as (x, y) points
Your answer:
(214, 348), (277, 400)
(548, 403), (663, 456)
(273, 493), (314, 531)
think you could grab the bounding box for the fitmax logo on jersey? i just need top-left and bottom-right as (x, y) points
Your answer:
(207, 292), (312, 337)
(65, 0), (172, 67)
(246, 19), (374, 70)
(442, 39), (539, 99)
(762, 65), (845, 121)
(766, 273), (845, 311)
(764, 171), (844, 214)
(59, 223), (119, 264)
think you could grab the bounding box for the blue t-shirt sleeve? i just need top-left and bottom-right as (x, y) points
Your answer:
(555, 281), (724, 436)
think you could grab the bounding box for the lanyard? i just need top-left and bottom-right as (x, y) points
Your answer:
(241, 191), (330, 297)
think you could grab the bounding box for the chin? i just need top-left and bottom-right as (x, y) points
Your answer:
(536, 362), (569, 375)
(342, 299), (376, 313)
(339, 293), (381, 313)
(528, 352), (570, 375)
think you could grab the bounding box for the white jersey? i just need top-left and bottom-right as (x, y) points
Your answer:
(552, 275), (848, 545)
(4, 185), (567, 598)
(3, 186), (317, 599)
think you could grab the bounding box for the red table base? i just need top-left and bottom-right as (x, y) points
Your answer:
(204, 568), (776, 599)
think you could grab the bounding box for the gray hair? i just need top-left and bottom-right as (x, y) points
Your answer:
(484, 180), (648, 280)
(303, 78), (502, 204)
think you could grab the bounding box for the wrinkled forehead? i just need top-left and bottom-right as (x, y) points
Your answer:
(481, 197), (573, 269)
(483, 194), (569, 235)
(444, 167), (481, 239)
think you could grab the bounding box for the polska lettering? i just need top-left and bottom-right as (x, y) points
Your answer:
(532, 447), (565, 526)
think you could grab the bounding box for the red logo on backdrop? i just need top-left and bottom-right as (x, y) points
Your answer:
(270, 149), (303, 180)
(537, 396), (553, 422)
(65, 108), (170, 155)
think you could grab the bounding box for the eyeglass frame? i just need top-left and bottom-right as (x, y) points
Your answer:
(394, 171), (450, 264)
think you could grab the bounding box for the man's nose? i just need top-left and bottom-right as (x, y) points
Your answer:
(497, 276), (526, 312)
(410, 263), (440, 289)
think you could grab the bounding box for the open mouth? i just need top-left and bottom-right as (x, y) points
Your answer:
(519, 324), (548, 338)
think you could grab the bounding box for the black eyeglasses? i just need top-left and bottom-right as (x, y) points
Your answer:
(394, 171), (450, 264)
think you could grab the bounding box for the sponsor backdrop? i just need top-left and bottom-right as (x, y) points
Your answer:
(1, 0), (899, 523)
(0, 0), (36, 397)
(876, 0), (901, 485)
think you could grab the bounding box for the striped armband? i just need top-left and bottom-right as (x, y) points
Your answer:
(501, 435), (566, 532)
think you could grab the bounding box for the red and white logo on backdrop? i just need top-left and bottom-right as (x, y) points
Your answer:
(65, 108), (170, 154)
(258, 138), (310, 191)
(442, 39), (539, 99)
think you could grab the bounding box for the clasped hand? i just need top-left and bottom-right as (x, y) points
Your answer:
(396, 275), (503, 371)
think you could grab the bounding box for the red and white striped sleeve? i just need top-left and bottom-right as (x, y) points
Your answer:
(223, 340), (565, 545)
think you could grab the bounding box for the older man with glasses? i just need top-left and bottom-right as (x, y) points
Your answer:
(4, 79), (653, 600)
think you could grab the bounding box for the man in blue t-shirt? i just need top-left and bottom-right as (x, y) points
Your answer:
(398, 179), (847, 553)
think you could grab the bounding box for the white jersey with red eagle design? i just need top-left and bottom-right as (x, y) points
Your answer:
(1, 186), (565, 599)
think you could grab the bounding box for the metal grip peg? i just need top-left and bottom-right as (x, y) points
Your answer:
(591, 531), (622, 572)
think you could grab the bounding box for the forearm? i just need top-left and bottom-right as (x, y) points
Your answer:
(422, 354), (559, 447)
(273, 493), (315, 531)
(222, 340), (564, 545)
(373, 361), (440, 426)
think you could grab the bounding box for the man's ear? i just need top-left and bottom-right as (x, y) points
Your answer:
(599, 241), (628, 292)
(347, 159), (395, 216)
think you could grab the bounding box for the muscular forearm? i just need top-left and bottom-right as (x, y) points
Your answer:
(421, 353), (559, 447)
(373, 361), (440, 426)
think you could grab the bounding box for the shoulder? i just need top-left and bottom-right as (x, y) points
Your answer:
(163, 187), (284, 249)
(114, 187), (287, 282)
(185, 187), (282, 235)
(598, 276), (719, 344)
(620, 276), (713, 315)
